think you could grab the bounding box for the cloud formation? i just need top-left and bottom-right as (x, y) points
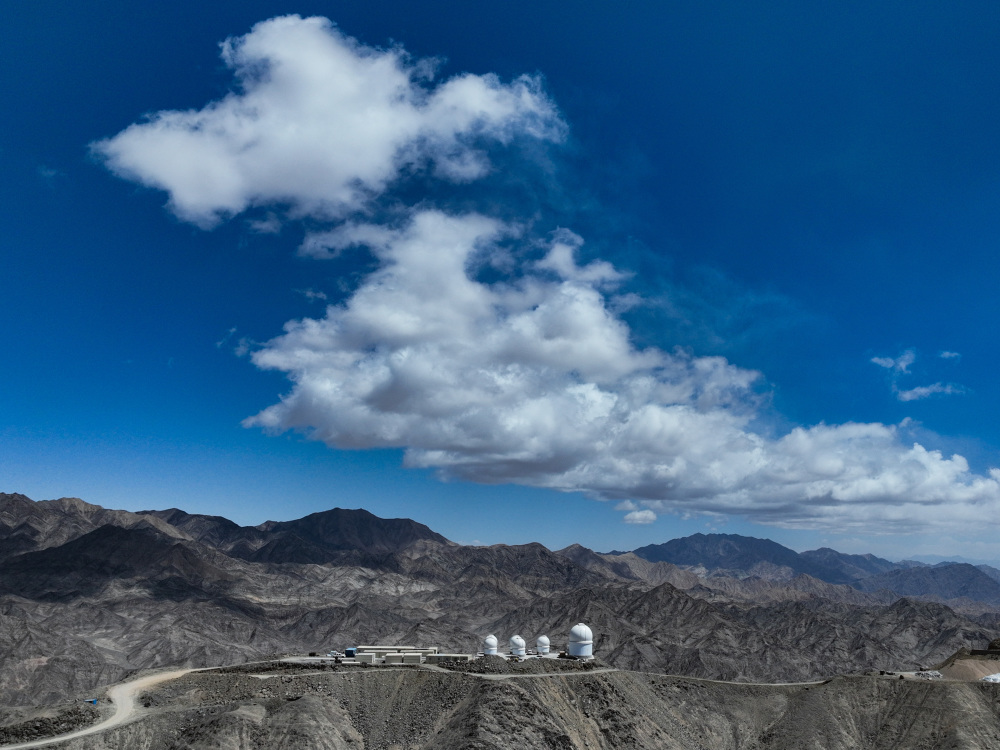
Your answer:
(93, 15), (562, 227)
(871, 350), (915, 373)
(99, 15), (1000, 533)
(244, 209), (1000, 532)
(896, 383), (966, 402)
(871, 350), (967, 403)
(624, 510), (657, 524)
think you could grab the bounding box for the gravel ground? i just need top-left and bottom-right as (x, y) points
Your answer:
(0, 703), (100, 744)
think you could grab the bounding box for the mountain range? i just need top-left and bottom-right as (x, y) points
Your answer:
(608, 534), (1000, 603)
(1, 491), (998, 711)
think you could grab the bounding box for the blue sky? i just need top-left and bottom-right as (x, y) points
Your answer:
(4, 1), (1000, 560)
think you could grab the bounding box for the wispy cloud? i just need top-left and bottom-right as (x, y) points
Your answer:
(871, 349), (966, 403)
(215, 327), (238, 348)
(37, 165), (65, 186)
(896, 383), (966, 402)
(248, 213), (282, 234)
(297, 289), (328, 303)
(99, 15), (1000, 534)
(871, 350), (915, 373)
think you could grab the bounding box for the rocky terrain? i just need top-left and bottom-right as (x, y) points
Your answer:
(17, 662), (1000, 749)
(2, 490), (1000, 724)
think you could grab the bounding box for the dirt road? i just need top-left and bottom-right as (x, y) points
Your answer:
(0, 669), (195, 750)
(475, 667), (620, 680)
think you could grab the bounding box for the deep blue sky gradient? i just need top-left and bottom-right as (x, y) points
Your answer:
(4, 1), (1000, 557)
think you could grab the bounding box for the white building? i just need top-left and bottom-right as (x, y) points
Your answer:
(568, 623), (594, 659)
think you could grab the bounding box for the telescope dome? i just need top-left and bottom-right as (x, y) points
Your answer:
(568, 623), (593, 658)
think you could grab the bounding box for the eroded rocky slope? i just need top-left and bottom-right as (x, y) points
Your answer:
(42, 665), (1000, 750)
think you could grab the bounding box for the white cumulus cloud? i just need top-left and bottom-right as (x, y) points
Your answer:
(624, 510), (657, 525)
(92, 15), (563, 227)
(244, 210), (1000, 533)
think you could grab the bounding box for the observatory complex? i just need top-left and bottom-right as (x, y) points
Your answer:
(331, 623), (595, 666)
(480, 624), (593, 660)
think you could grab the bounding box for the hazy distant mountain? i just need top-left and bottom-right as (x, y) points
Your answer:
(929, 561), (1000, 585)
(852, 563), (1000, 606)
(909, 553), (1000, 566)
(612, 533), (910, 586)
(614, 533), (846, 583)
(798, 547), (899, 580)
(615, 533), (807, 577)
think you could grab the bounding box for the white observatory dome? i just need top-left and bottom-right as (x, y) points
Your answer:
(536, 635), (551, 654)
(509, 634), (526, 656)
(568, 623), (593, 658)
(483, 634), (498, 655)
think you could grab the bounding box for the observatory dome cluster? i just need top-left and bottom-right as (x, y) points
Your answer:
(324, 623), (595, 667)
(481, 623), (594, 660)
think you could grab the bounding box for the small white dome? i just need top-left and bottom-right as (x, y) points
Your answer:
(509, 635), (526, 649)
(536, 635), (550, 654)
(484, 634), (498, 648)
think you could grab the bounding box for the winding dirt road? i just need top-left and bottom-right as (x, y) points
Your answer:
(0, 669), (195, 750)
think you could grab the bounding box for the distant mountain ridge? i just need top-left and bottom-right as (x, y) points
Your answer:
(139, 506), (451, 564)
(607, 531), (1000, 608)
(852, 563), (1000, 606)
(609, 532), (900, 585)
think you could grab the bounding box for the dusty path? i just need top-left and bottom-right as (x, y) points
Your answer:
(475, 667), (620, 680)
(0, 669), (195, 750)
(280, 661), (620, 681)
